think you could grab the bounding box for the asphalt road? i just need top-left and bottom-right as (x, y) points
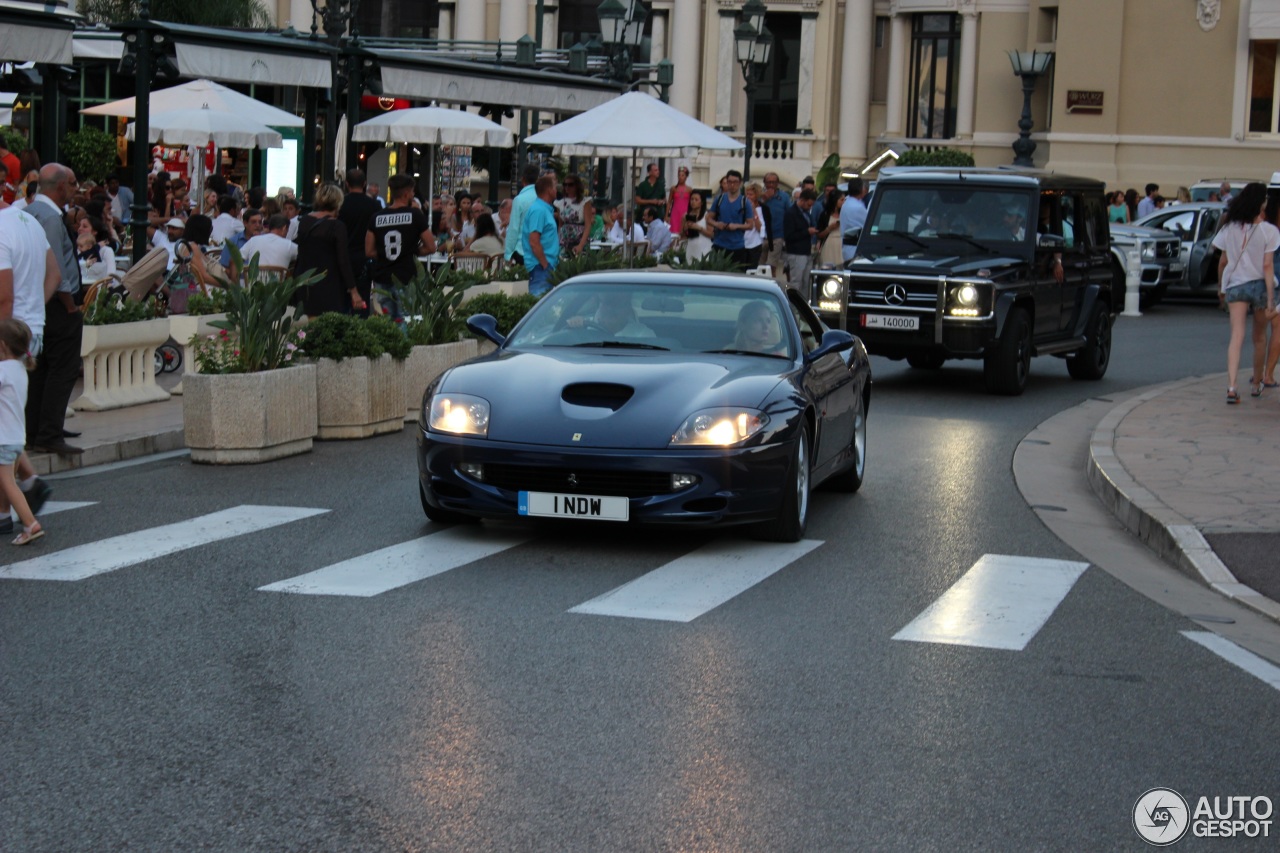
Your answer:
(2, 301), (1277, 851)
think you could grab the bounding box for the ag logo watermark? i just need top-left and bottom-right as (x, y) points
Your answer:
(1134, 788), (1190, 846)
(1134, 788), (1274, 845)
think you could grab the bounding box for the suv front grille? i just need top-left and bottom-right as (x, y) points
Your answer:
(850, 287), (937, 308)
(479, 463), (675, 497)
(1156, 242), (1178, 259)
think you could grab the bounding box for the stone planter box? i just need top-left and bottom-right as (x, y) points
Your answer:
(403, 339), (479, 420)
(315, 353), (406, 439)
(167, 312), (228, 395)
(72, 317), (172, 411)
(183, 364), (317, 464)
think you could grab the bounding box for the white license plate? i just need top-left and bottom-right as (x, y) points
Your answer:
(863, 313), (920, 331)
(518, 491), (629, 522)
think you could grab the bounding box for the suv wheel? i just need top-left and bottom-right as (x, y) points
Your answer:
(1067, 302), (1111, 380)
(984, 307), (1031, 396)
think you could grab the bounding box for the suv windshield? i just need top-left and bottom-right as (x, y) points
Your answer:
(858, 186), (1035, 261)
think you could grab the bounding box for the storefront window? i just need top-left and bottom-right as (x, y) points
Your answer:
(907, 14), (960, 140)
(1249, 41), (1278, 134)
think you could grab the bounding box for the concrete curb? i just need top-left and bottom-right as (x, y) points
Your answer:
(30, 429), (188, 476)
(1087, 378), (1280, 624)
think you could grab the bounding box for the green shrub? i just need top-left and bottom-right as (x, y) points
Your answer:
(684, 249), (744, 273)
(61, 126), (121, 184)
(462, 292), (539, 336)
(364, 313), (411, 360)
(84, 289), (160, 325)
(549, 250), (625, 285)
(493, 262), (528, 282)
(185, 288), (229, 316)
(895, 148), (976, 168)
(297, 312), (383, 361)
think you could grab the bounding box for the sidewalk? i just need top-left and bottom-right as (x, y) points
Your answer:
(1088, 373), (1280, 623)
(27, 371), (186, 475)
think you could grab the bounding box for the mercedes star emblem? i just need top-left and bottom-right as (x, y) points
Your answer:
(884, 284), (908, 306)
(567, 473), (579, 487)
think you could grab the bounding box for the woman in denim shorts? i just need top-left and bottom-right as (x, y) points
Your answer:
(1212, 183), (1279, 403)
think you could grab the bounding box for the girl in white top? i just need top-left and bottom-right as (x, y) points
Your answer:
(1211, 182), (1279, 402)
(682, 191), (713, 262)
(0, 318), (42, 544)
(742, 182), (766, 266)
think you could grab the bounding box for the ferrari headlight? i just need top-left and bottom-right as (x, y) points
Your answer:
(428, 394), (490, 437)
(670, 408), (768, 447)
(954, 284), (978, 306)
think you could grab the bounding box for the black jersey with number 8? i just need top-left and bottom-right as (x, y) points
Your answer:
(369, 207), (429, 285)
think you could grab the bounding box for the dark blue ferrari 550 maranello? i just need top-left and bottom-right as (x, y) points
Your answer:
(415, 271), (871, 542)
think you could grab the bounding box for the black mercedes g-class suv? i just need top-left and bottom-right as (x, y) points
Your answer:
(810, 168), (1114, 395)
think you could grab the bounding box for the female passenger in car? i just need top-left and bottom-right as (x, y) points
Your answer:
(733, 301), (786, 354)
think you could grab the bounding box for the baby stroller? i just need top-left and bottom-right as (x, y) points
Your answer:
(81, 246), (186, 374)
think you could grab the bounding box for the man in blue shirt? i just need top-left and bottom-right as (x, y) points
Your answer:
(504, 163), (542, 265)
(706, 170), (755, 267)
(522, 175), (560, 297)
(840, 177), (869, 263)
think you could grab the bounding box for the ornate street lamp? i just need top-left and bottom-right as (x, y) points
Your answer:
(734, 5), (772, 182)
(1007, 49), (1054, 168)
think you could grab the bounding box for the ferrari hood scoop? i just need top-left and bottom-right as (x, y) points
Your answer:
(561, 382), (635, 411)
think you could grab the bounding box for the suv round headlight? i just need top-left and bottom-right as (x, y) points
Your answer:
(956, 284), (978, 306)
(1140, 242), (1155, 260)
(822, 277), (844, 299)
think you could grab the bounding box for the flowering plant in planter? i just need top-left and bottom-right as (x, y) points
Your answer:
(188, 244), (320, 373)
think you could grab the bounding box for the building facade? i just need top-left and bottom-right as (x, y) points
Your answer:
(397, 0), (1280, 191)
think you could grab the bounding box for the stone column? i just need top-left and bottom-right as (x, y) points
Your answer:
(500, 0), (527, 45)
(670, 0), (702, 115)
(955, 8), (979, 138)
(438, 4), (454, 40)
(839, 0), (875, 158)
(884, 14), (909, 135)
(797, 13), (818, 133)
(650, 10), (667, 68)
(288, 0), (313, 32)
(541, 2), (558, 50)
(455, 0), (486, 42)
(715, 12), (737, 129)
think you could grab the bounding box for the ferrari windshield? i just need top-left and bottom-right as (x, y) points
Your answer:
(858, 186), (1036, 261)
(503, 282), (796, 360)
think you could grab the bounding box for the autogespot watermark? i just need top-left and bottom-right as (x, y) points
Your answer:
(1133, 788), (1274, 845)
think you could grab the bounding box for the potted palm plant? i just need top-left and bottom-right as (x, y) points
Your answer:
(298, 312), (411, 439)
(181, 253), (321, 463)
(397, 263), (482, 420)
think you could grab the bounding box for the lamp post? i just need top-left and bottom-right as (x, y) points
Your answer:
(733, 0), (772, 182)
(311, 0), (364, 184)
(596, 0), (648, 206)
(1007, 49), (1053, 168)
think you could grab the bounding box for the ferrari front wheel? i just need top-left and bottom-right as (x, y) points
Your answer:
(754, 425), (811, 543)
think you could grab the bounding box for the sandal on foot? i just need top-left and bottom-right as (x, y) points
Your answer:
(1227, 388), (1240, 404)
(12, 522), (43, 546)
(1252, 382), (1264, 398)
(1265, 379), (1280, 388)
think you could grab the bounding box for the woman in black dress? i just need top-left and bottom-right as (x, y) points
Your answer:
(293, 183), (364, 317)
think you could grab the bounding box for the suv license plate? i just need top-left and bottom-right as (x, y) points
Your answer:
(519, 491), (629, 522)
(863, 313), (920, 331)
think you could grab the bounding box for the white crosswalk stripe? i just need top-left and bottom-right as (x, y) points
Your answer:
(10, 500), (97, 520)
(569, 538), (824, 622)
(258, 526), (532, 597)
(892, 554), (1089, 650)
(1182, 631), (1280, 693)
(0, 505), (328, 582)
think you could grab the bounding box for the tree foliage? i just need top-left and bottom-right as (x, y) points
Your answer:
(77, 0), (271, 28)
(895, 148), (976, 168)
(60, 126), (121, 183)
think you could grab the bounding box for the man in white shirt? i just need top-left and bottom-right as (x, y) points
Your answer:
(0, 206), (60, 526)
(209, 195), (244, 245)
(643, 208), (672, 254)
(236, 214), (298, 276)
(839, 178), (869, 263)
(606, 205), (643, 244)
(152, 218), (186, 270)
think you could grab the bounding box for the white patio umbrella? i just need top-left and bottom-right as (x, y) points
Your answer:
(126, 106), (283, 149)
(525, 92), (744, 264)
(81, 78), (304, 127)
(352, 106), (515, 223)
